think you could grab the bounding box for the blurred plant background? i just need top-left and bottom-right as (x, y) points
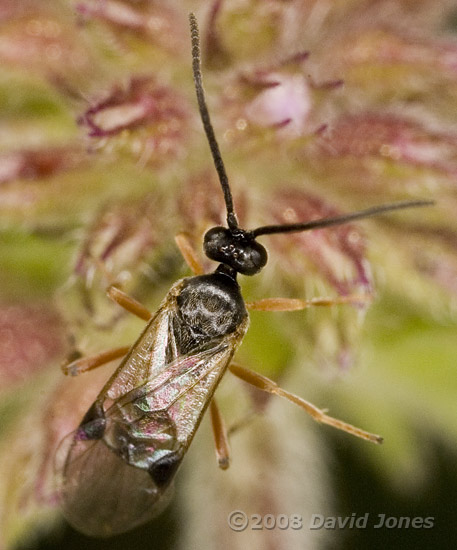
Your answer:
(1, 0), (457, 549)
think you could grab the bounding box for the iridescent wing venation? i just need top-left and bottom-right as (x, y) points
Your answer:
(100, 279), (187, 403)
(108, 341), (234, 446)
(57, 339), (237, 538)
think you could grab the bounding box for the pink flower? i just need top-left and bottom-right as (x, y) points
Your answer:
(245, 73), (312, 137)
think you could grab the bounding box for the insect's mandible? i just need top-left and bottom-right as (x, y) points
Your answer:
(55, 12), (434, 538)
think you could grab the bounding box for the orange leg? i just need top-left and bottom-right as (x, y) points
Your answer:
(210, 399), (231, 469)
(106, 285), (152, 321)
(62, 346), (130, 377)
(175, 232), (205, 275)
(106, 231), (206, 318)
(228, 362), (383, 444)
(63, 283), (153, 377)
(246, 294), (372, 311)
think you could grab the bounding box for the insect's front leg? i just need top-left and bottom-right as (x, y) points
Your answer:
(245, 293), (372, 311)
(228, 362), (383, 444)
(174, 232), (205, 275)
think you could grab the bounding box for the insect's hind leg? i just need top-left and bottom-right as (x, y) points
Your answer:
(175, 232), (205, 275)
(210, 399), (231, 469)
(62, 346), (130, 377)
(228, 362), (383, 444)
(62, 265), (152, 377)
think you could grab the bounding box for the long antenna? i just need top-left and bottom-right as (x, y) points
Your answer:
(189, 13), (238, 230)
(251, 199), (435, 237)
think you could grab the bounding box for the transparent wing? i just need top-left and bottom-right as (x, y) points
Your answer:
(56, 341), (236, 537)
(55, 427), (173, 537)
(111, 342), (234, 444)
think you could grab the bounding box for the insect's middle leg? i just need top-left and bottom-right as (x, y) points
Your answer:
(106, 285), (152, 321)
(62, 286), (152, 376)
(228, 362), (383, 444)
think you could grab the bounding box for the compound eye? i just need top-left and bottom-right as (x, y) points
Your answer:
(240, 241), (267, 276)
(203, 227), (231, 261)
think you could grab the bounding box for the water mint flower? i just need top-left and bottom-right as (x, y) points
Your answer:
(0, 2), (456, 549)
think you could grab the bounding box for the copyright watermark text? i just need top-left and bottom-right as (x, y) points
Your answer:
(227, 511), (435, 531)
(310, 513), (434, 530)
(228, 511), (303, 531)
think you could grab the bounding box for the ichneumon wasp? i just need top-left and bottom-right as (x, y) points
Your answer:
(55, 12), (434, 537)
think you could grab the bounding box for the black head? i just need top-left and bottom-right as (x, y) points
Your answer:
(204, 226), (267, 276)
(189, 14), (434, 279)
